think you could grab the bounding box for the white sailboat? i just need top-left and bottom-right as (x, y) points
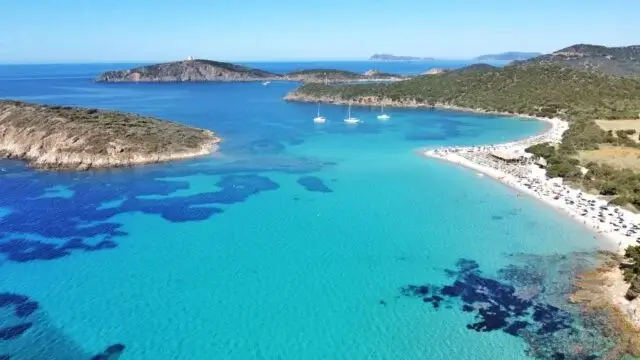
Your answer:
(344, 102), (360, 124)
(262, 81), (271, 86)
(313, 103), (326, 123)
(377, 104), (390, 120)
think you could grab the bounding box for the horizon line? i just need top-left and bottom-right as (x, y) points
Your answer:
(0, 58), (511, 66)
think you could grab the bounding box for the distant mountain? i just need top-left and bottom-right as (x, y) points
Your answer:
(96, 59), (280, 82)
(511, 44), (640, 77)
(370, 54), (435, 61)
(474, 52), (542, 61)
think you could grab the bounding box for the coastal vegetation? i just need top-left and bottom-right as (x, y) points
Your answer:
(512, 44), (640, 77)
(0, 100), (219, 170)
(288, 57), (640, 208)
(288, 64), (640, 120)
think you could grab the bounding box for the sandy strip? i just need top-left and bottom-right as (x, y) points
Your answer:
(420, 117), (639, 254)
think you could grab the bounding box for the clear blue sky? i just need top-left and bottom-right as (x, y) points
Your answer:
(1, 0), (637, 63)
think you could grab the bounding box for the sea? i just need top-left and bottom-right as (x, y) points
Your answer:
(0, 61), (617, 359)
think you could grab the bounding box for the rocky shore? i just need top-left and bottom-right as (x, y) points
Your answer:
(0, 100), (219, 170)
(570, 252), (640, 358)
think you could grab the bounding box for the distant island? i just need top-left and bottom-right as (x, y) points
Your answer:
(474, 52), (542, 61)
(97, 59), (409, 84)
(369, 54), (435, 61)
(96, 59), (280, 82)
(511, 44), (640, 77)
(0, 100), (219, 170)
(284, 69), (408, 83)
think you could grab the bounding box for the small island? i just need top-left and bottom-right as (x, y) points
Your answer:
(369, 54), (435, 61)
(0, 100), (220, 170)
(474, 51), (542, 61)
(96, 59), (280, 82)
(284, 69), (408, 83)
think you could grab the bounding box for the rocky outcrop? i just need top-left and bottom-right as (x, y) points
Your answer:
(96, 59), (281, 82)
(626, 276), (640, 300)
(0, 101), (220, 170)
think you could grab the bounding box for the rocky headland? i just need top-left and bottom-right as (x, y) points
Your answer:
(0, 100), (219, 170)
(96, 59), (280, 82)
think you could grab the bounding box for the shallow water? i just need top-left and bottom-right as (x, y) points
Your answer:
(0, 62), (610, 359)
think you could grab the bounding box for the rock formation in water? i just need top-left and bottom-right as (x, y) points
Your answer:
(0, 100), (220, 170)
(96, 59), (281, 82)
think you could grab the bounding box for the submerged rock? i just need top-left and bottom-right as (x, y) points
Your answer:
(399, 253), (622, 359)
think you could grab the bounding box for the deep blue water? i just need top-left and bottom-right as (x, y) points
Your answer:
(0, 62), (612, 360)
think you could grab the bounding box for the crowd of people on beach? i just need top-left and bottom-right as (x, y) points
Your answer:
(424, 117), (640, 252)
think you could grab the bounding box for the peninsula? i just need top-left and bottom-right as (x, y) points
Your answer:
(284, 69), (408, 83)
(0, 100), (219, 170)
(96, 59), (280, 82)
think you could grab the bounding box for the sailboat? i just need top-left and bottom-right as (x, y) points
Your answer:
(262, 81), (271, 86)
(377, 104), (390, 120)
(344, 102), (360, 124)
(313, 103), (326, 123)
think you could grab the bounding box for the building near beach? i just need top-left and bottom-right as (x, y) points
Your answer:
(490, 149), (532, 163)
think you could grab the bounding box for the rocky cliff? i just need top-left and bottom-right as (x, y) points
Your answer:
(0, 100), (219, 170)
(96, 59), (281, 82)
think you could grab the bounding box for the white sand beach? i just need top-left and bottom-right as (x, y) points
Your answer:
(422, 116), (640, 254)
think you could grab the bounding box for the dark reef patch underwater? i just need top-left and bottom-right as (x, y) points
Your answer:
(0, 153), (332, 359)
(0, 292), (124, 359)
(398, 253), (625, 359)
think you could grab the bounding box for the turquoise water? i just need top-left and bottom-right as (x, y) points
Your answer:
(0, 63), (609, 359)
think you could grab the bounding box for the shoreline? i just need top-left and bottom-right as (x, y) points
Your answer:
(283, 92), (553, 120)
(420, 117), (639, 254)
(417, 113), (640, 333)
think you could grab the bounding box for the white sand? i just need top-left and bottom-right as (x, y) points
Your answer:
(421, 117), (640, 254)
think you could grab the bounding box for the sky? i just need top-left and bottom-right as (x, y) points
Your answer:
(0, 0), (638, 63)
